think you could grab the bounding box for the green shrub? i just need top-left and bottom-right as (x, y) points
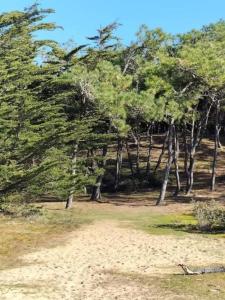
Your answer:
(194, 200), (225, 231)
(0, 194), (43, 218)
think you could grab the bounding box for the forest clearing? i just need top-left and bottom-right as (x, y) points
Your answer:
(1, 136), (225, 299)
(1, 200), (225, 300)
(1, 1), (225, 299)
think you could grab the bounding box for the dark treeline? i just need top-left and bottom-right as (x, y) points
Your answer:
(0, 4), (225, 209)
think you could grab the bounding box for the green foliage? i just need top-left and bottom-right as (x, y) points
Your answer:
(0, 4), (66, 196)
(0, 193), (42, 218)
(1, 3), (225, 208)
(194, 201), (225, 231)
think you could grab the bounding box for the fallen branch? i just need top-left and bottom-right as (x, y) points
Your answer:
(178, 264), (225, 275)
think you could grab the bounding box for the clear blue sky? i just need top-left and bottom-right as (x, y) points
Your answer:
(1, 0), (225, 45)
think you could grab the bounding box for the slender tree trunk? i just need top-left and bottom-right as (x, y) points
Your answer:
(217, 126), (222, 148)
(126, 139), (136, 190)
(83, 150), (90, 195)
(130, 130), (140, 176)
(173, 128), (180, 196)
(211, 100), (220, 191)
(186, 154), (195, 195)
(90, 145), (108, 201)
(186, 118), (196, 195)
(146, 124), (152, 179)
(186, 103), (213, 195)
(114, 138), (123, 191)
(136, 135), (140, 175)
(156, 121), (174, 205)
(126, 140), (134, 177)
(66, 143), (78, 209)
(154, 129), (169, 173)
(186, 124), (202, 195)
(183, 124), (189, 191)
(217, 129), (222, 148)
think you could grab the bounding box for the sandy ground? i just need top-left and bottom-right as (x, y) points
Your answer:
(0, 220), (225, 300)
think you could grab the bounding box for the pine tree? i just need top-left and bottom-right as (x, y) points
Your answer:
(0, 5), (66, 199)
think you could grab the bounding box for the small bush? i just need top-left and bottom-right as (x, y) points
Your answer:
(194, 200), (225, 231)
(0, 193), (43, 218)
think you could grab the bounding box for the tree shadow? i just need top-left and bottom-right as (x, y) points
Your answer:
(155, 223), (225, 235)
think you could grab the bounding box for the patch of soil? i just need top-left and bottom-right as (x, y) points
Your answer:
(0, 219), (225, 299)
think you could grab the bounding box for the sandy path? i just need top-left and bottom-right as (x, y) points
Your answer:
(0, 220), (225, 300)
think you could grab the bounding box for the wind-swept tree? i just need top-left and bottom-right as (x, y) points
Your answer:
(0, 5), (65, 197)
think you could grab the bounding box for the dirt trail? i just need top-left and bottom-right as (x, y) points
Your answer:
(0, 220), (225, 300)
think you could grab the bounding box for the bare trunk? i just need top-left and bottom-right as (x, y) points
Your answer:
(126, 140), (134, 178)
(91, 179), (102, 201)
(173, 128), (180, 196)
(125, 139), (137, 191)
(186, 103), (213, 195)
(66, 143), (78, 209)
(114, 138), (123, 191)
(186, 157), (194, 194)
(186, 119), (196, 195)
(90, 145), (108, 201)
(146, 124), (152, 178)
(136, 135), (140, 175)
(156, 121), (174, 205)
(211, 100), (220, 191)
(217, 127), (222, 148)
(154, 129), (169, 172)
(183, 124), (189, 191)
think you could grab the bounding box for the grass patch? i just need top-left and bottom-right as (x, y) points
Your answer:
(48, 203), (197, 236)
(0, 201), (223, 271)
(0, 206), (92, 270)
(104, 270), (225, 300)
(128, 212), (196, 235)
(162, 273), (225, 299)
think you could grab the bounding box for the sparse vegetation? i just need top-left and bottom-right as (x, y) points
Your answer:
(104, 270), (225, 300)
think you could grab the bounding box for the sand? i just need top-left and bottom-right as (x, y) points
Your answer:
(0, 220), (225, 300)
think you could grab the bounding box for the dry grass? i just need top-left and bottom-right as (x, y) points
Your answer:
(103, 269), (225, 300)
(1, 136), (225, 298)
(0, 198), (222, 271)
(0, 206), (91, 270)
(1, 201), (225, 299)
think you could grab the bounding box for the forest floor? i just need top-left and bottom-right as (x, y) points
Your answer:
(1, 137), (225, 299)
(1, 201), (225, 299)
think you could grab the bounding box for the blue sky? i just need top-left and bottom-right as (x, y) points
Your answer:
(1, 0), (225, 45)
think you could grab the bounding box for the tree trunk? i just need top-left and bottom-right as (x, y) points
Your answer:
(146, 124), (152, 179)
(186, 118), (196, 195)
(114, 138), (123, 191)
(173, 128), (180, 196)
(126, 140), (134, 178)
(186, 103), (212, 195)
(183, 124), (189, 191)
(126, 139), (137, 190)
(217, 126), (222, 148)
(156, 121), (174, 205)
(136, 135), (140, 175)
(66, 143), (78, 209)
(154, 129), (169, 173)
(90, 145), (108, 201)
(211, 100), (220, 191)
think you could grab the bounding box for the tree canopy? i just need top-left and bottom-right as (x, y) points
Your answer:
(0, 4), (225, 209)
